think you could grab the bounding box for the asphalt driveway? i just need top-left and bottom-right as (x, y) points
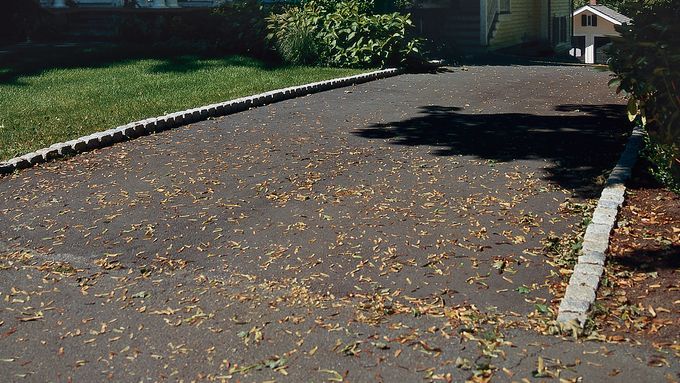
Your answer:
(0, 65), (676, 382)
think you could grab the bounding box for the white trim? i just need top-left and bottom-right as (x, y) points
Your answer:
(573, 5), (625, 25)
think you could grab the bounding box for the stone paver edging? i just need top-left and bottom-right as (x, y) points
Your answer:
(556, 126), (644, 325)
(0, 68), (403, 175)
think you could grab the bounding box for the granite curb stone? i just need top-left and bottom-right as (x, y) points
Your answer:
(568, 271), (601, 290)
(577, 251), (606, 266)
(0, 68), (402, 175)
(556, 126), (644, 325)
(591, 208), (618, 225)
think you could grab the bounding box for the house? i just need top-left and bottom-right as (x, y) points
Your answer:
(411, 0), (573, 54)
(571, 0), (630, 64)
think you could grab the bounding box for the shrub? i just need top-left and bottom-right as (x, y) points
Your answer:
(0, 0), (54, 43)
(117, 15), (160, 42)
(212, 0), (268, 57)
(116, 0), (269, 58)
(375, 0), (421, 13)
(608, 0), (679, 192)
(267, 0), (423, 68)
(267, 4), (321, 65)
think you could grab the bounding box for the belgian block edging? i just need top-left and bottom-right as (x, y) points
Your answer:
(556, 126), (644, 325)
(0, 68), (403, 175)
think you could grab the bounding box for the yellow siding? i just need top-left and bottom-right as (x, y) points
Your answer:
(490, 0), (541, 48)
(551, 0), (571, 17)
(489, 0), (572, 50)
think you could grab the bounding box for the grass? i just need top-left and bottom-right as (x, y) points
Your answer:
(0, 51), (365, 161)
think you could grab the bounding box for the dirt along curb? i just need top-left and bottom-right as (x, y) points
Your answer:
(0, 68), (403, 175)
(556, 126), (645, 325)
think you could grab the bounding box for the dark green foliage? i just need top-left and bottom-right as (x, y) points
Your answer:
(212, 0), (268, 56)
(574, 0), (618, 9)
(608, 0), (679, 192)
(122, 0), (139, 8)
(265, 4), (321, 65)
(375, 0), (421, 13)
(641, 136), (679, 193)
(0, 0), (55, 43)
(574, 0), (669, 16)
(117, 1), (269, 57)
(614, 0), (667, 17)
(267, 0), (423, 68)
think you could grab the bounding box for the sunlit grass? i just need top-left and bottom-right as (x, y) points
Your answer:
(0, 55), (364, 161)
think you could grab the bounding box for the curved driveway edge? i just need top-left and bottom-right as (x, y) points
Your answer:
(0, 68), (403, 175)
(556, 126), (644, 325)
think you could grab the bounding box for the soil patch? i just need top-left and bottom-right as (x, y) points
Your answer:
(594, 159), (680, 357)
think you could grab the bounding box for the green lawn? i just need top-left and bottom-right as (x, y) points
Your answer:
(0, 54), (364, 161)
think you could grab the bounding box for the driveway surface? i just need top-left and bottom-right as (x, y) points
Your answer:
(1, 65), (677, 382)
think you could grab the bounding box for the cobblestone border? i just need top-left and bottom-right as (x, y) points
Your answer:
(556, 126), (645, 325)
(0, 68), (403, 175)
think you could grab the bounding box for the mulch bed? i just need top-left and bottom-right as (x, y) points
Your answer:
(593, 160), (679, 358)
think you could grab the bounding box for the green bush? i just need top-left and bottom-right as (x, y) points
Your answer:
(374, 0), (420, 13)
(212, 0), (268, 56)
(266, 4), (321, 65)
(267, 0), (423, 68)
(608, 0), (679, 192)
(574, 0), (670, 16)
(0, 0), (55, 43)
(117, 1), (269, 58)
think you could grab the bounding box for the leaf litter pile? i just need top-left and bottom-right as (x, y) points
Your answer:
(591, 161), (679, 361)
(0, 67), (677, 382)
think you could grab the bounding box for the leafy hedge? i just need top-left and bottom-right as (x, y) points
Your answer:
(0, 0), (270, 58)
(266, 0), (422, 68)
(2, 0), (424, 68)
(0, 0), (55, 43)
(608, 0), (679, 192)
(117, 0), (270, 57)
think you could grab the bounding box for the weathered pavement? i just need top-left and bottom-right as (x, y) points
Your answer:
(0, 65), (677, 382)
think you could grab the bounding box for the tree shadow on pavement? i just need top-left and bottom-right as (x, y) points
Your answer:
(353, 104), (630, 199)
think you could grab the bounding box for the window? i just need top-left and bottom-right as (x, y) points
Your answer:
(581, 14), (598, 27)
(560, 16), (567, 42)
(552, 16), (568, 45)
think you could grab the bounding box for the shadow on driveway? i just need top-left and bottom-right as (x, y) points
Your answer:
(354, 104), (630, 199)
